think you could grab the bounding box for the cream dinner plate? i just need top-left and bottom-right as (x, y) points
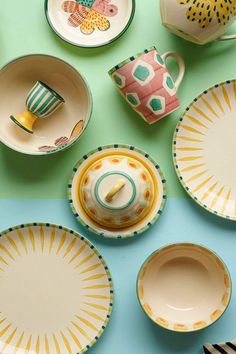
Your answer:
(173, 80), (236, 220)
(45, 0), (135, 48)
(137, 243), (231, 332)
(0, 223), (113, 353)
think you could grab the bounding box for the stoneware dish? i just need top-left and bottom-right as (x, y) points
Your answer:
(0, 223), (113, 353)
(0, 54), (92, 155)
(68, 144), (167, 239)
(45, 0), (135, 48)
(10, 80), (65, 134)
(173, 80), (236, 221)
(137, 243), (231, 332)
(109, 47), (185, 125)
(160, 0), (236, 44)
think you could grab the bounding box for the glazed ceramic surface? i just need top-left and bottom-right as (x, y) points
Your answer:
(137, 243), (231, 332)
(68, 144), (167, 238)
(109, 47), (185, 125)
(160, 0), (236, 44)
(174, 80), (236, 221)
(0, 55), (92, 155)
(0, 223), (113, 353)
(10, 81), (65, 134)
(45, 0), (135, 47)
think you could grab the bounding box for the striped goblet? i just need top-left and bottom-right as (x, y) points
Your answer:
(10, 81), (65, 134)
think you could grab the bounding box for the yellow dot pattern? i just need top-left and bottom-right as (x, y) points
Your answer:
(178, 0), (236, 28)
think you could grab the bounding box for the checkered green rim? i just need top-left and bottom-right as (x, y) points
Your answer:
(0, 222), (114, 354)
(68, 144), (167, 239)
(108, 47), (156, 75)
(173, 79), (236, 221)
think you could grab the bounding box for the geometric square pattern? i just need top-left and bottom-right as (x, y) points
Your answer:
(163, 72), (176, 96)
(147, 95), (166, 115)
(132, 60), (155, 86)
(126, 93), (140, 107)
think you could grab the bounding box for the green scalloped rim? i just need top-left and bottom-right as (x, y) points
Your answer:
(0, 222), (114, 354)
(173, 79), (236, 221)
(68, 144), (167, 239)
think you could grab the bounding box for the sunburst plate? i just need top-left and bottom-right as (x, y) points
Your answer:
(173, 80), (236, 220)
(0, 223), (113, 354)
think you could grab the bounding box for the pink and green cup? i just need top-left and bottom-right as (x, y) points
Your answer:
(109, 46), (185, 125)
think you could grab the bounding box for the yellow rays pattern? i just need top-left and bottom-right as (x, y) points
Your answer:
(0, 225), (112, 354)
(174, 81), (236, 219)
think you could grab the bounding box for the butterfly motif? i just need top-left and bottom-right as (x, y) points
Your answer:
(62, 0), (118, 34)
(38, 120), (84, 152)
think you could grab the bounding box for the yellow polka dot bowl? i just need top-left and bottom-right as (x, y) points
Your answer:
(68, 144), (167, 239)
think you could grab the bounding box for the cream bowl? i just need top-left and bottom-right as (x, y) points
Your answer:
(0, 54), (92, 155)
(137, 243), (231, 332)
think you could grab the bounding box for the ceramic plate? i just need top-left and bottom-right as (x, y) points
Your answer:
(0, 54), (92, 155)
(0, 223), (113, 353)
(173, 80), (236, 220)
(137, 243), (231, 332)
(45, 0), (135, 48)
(68, 144), (167, 239)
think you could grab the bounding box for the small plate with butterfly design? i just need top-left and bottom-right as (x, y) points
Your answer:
(45, 0), (135, 48)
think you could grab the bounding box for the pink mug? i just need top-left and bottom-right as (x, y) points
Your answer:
(109, 47), (185, 125)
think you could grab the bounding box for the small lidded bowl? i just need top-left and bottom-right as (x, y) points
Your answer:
(69, 144), (167, 239)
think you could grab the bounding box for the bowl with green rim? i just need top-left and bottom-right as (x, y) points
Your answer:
(0, 54), (92, 155)
(137, 243), (232, 332)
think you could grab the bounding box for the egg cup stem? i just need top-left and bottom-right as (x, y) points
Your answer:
(10, 110), (37, 134)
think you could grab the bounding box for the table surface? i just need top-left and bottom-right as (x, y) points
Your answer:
(1, 1), (236, 353)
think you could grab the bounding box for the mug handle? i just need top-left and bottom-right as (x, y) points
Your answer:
(218, 33), (236, 41)
(161, 51), (185, 91)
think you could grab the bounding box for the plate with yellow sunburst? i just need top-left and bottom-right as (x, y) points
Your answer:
(0, 223), (113, 354)
(173, 80), (236, 220)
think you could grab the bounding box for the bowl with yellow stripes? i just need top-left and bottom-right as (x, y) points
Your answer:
(0, 54), (92, 155)
(137, 243), (231, 332)
(173, 80), (236, 220)
(0, 223), (113, 353)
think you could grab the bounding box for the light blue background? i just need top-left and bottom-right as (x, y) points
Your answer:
(1, 198), (235, 354)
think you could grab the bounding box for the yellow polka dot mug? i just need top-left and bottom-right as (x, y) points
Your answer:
(160, 0), (236, 44)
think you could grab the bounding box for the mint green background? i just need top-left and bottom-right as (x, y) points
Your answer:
(1, 0), (236, 199)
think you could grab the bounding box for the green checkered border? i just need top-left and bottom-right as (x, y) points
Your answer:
(108, 47), (156, 75)
(68, 144), (167, 239)
(173, 79), (236, 221)
(0, 222), (114, 354)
